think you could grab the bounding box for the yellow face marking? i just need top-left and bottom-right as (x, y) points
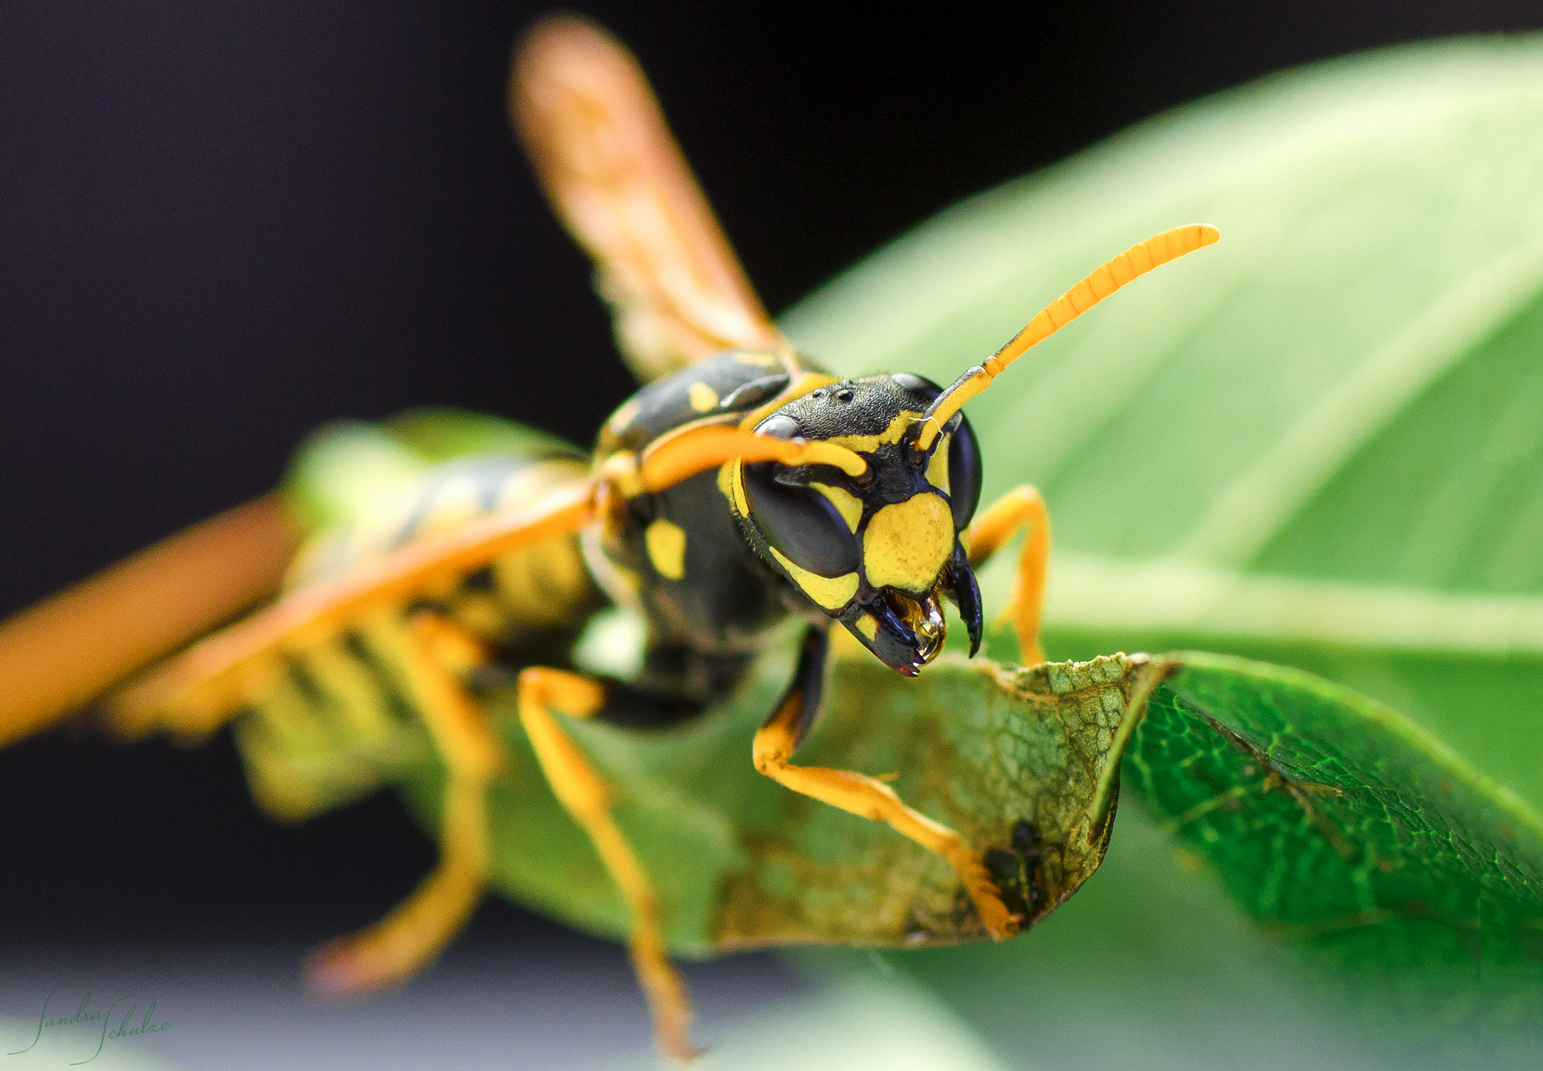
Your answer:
(826, 410), (923, 455)
(716, 462), (736, 508)
(644, 518), (687, 580)
(687, 382), (719, 413)
(720, 458), (750, 518)
(769, 547), (857, 610)
(863, 493), (953, 593)
(856, 614), (878, 640)
(607, 398), (641, 435)
(926, 432), (951, 495)
(736, 352), (778, 367)
(811, 482), (863, 532)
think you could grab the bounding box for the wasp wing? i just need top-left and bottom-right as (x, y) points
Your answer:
(105, 479), (597, 739)
(511, 16), (788, 383)
(0, 494), (299, 746)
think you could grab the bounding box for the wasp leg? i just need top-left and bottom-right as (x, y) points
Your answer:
(515, 665), (698, 1062)
(966, 485), (1052, 666)
(306, 611), (503, 995)
(752, 627), (1018, 940)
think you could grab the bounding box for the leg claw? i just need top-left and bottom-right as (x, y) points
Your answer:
(955, 853), (1024, 941)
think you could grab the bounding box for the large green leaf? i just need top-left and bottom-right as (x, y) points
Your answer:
(402, 644), (1543, 1062)
(398, 644), (1154, 957)
(811, 655), (1543, 1070)
(767, 33), (1543, 1068)
(1137, 655), (1543, 1037)
(782, 35), (1543, 815)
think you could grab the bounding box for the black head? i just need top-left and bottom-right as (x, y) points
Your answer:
(726, 373), (984, 675)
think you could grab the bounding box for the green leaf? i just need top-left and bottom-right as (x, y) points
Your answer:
(1139, 655), (1543, 1033)
(771, 34), (1543, 1063)
(403, 645), (1155, 957)
(781, 35), (1543, 815)
(384, 406), (584, 462)
(400, 645), (1543, 1059)
(778, 651), (1542, 1065)
(282, 408), (585, 532)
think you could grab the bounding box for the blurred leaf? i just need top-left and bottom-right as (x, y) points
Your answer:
(385, 406), (584, 463)
(782, 35), (1543, 813)
(595, 973), (1016, 1071)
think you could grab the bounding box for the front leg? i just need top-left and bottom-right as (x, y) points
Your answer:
(751, 627), (1018, 940)
(514, 665), (698, 1062)
(966, 485), (1051, 665)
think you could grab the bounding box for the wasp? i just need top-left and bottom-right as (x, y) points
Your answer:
(0, 15), (1215, 1060)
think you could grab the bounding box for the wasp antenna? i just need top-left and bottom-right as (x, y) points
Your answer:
(914, 224), (1219, 452)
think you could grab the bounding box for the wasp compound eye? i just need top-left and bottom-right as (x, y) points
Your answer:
(890, 372), (942, 401)
(742, 462), (860, 578)
(947, 413), (983, 530)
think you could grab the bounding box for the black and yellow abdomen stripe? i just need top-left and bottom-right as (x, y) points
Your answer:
(237, 444), (602, 821)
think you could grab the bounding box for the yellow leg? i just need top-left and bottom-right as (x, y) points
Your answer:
(753, 689), (1019, 940)
(967, 485), (1051, 665)
(306, 612), (503, 995)
(516, 666), (698, 1062)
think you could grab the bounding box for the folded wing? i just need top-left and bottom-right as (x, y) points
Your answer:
(510, 16), (789, 383)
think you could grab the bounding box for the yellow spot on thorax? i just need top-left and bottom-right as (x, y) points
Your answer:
(687, 382), (719, 412)
(607, 398), (641, 435)
(769, 547), (857, 610)
(863, 493), (953, 592)
(645, 518), (688, 580)
(811, 482), (863, 532)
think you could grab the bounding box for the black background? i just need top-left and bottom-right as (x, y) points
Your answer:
(2, 1), (1540, 950)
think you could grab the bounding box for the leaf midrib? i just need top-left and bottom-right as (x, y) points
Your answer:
(1045, 554), (1543, 658)
(1175, 230), (1543, 569)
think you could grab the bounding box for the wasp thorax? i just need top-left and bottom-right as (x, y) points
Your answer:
(729, 373), (986, 676)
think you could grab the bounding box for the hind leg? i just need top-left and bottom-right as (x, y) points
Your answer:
(306, 611), (503, 993)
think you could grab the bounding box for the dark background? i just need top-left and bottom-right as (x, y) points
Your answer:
(1, 0), (1540, 953)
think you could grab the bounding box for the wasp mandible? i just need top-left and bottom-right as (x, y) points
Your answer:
(0, 15), (1216, 1061)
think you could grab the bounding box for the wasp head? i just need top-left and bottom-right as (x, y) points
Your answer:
(728, 373), (985, 676)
